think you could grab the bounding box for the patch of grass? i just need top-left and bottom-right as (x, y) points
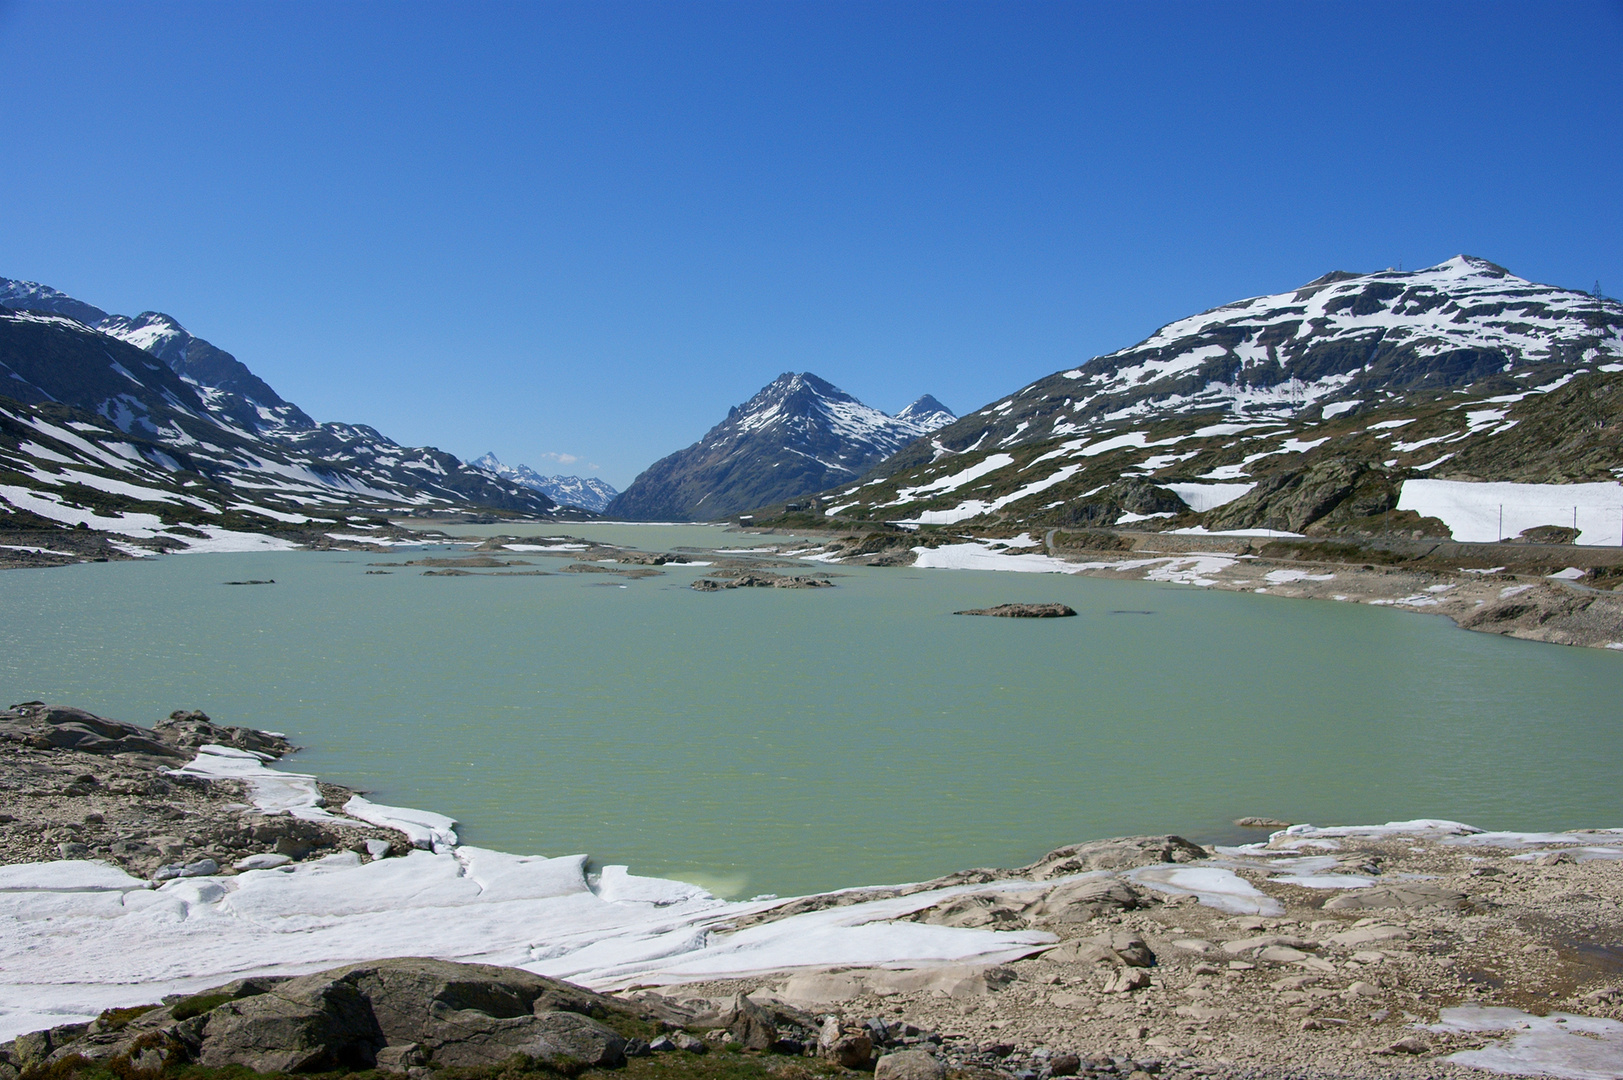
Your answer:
(169, 994), (235, 1021)
(95, 1006), (159, 1033)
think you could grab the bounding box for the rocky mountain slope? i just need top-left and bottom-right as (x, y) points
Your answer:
(0, 279), (562, 552)
(809, 258), (1623, 539)
(469, 452), (617, 513)
(609, 373), (954, 520)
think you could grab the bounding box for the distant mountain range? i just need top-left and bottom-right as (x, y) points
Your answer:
(6, 257), (1617, 553)
(0, 277), (564, 552)
(815, 256), (1623, 535)
(469, 453), (617, 513)
(608, 373), (955, 520)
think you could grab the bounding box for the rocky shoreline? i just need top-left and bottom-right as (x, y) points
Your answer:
(0, 703), (410, 879)
(784, 526), (1623, 652)
(3, 704), (1622, 1080)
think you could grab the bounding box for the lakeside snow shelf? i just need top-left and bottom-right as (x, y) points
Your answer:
(5, 750), (1623, 1080)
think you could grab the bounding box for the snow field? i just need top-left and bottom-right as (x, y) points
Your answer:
(1397, 479), (1623, 545)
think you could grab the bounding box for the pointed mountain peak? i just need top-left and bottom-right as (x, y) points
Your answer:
(896, 394), (956, 430)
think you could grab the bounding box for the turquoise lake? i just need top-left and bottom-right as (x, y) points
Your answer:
(3, 525), (1620, 898)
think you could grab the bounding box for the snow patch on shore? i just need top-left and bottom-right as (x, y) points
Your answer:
(1427, 1006), (1623, 1079)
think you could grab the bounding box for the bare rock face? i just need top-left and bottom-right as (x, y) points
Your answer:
(3, 958), (640, 1075)
(1045, 931), (1155, 968)
(198, 977), (382, 1073)
(0, 704), (186, 759)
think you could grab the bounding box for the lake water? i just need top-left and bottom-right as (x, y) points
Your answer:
(3, 528), (1621, 898)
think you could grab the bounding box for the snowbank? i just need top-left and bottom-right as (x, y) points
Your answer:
(1398, 479), (1623, 545)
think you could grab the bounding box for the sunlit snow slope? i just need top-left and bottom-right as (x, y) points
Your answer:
(819, 258), (1623, 540)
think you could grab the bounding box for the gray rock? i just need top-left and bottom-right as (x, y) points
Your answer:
(375, 1043), (427, 1072)
(722, 994), (777, 1051)
(0, 705), (185, 759)
(671, 1031), (707, 1053)
(425, 1010), (627, 1069)
(953, 603), (1076, 618)
(197, 976), (382, 1073)
(1047, 932), (1155, 968)
(234, 853), (294, 871)
(1324, 884), (1469, 911)
(365, 839), (393, 860)
(874, 1049), (947, 1080)
(56, 842), (89, 858)
(1049, 1052), (1082, 1076)
(648, 1035), (677, 1052)
(1013, 835), (1207, 878)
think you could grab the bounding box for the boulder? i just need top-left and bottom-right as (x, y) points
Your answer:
(822, 1031), (874, 1069)
(333, 957), (615, 1044)
(722, 994), (777, 1051)
(874, 1049), (947, 1080)
(1221, 935), (1317, 957)
(16, 958), (644, 1076)
(197, 976), (382, 1073)
(1027, 877), (1143, 918)
(778, 972), (865, 1005)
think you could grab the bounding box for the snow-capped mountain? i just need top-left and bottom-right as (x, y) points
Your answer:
(817, 257), (1623, 537)
(0, 279), (315, 435)
(0, 280), (562, 550)
(470, 453), (617, 513)
(608, 373), (955, 520)
(884, 256), (1620, 476)
(895, 394), (958, 431)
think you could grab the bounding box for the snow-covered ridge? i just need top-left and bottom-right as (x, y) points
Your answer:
(609, 373), (955, 520)
(909, 256), (1622, 466)
(0, 278), (564, 530)
(470, 452), (618, 513)
(819, 258), (1622, 536)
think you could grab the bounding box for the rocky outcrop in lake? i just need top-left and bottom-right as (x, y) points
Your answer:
(954, 603), (1077, 618)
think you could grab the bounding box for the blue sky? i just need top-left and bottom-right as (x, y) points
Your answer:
(1, 2), (1619, 489)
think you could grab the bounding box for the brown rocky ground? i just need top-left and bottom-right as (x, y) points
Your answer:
(4, 705), (1620, 1079)
(0, 703), (409, 878)
(637, 829), (1623, 1080)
